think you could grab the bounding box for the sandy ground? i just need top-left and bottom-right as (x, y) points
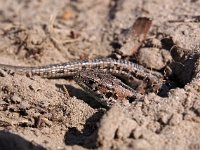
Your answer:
(0, 0), (200, 150)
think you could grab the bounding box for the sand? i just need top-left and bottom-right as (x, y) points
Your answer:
(0, 0), (200, 149)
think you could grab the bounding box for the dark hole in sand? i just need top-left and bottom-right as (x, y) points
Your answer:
(157, 38), (199, 97)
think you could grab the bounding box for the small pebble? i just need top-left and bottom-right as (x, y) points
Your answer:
(20, 101), (31, 110)
(137, 48), (172, 70)
(11, 94), (22, 103)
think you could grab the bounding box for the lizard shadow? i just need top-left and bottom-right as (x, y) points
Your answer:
(0, 131), (45, 150)
(55, 84), (105, 109)
(64, 110), (104, 148)
(55, 84), (107, 148)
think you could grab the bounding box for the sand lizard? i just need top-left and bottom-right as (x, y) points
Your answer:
(0, 58), (164, 107)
